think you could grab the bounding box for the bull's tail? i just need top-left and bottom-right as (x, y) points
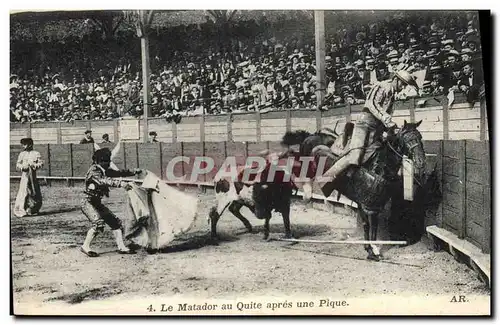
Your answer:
(281, 130), (312, 147)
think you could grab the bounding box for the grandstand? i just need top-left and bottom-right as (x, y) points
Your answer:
(10, 10), (484, 124)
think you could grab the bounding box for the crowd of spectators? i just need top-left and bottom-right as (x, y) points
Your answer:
(10, 11), (485, 123)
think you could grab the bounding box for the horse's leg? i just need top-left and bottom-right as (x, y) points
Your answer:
(208, 206), (220, 239)
(228, 201), (253, 233)
(360, 209), (371, 253)
(369, 211), (382, 259)
(365, 210), (381, 261)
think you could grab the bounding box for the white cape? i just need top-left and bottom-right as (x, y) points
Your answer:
(123, 171), (200, 249)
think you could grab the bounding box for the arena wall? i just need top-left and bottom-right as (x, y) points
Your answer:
(10, 92), (491, 253)
(10, 137), (492, 254)
(10, 93), (489, 145)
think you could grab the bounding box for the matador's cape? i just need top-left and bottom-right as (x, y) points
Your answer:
(122, 171), (199, 250)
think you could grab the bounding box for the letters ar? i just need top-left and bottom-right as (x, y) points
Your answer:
(450, 295), (468, 303)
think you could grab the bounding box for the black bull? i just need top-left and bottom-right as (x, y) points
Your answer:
(208, 157), (307, 241)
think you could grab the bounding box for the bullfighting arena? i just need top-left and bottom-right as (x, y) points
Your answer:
(11, 182), (489, 315)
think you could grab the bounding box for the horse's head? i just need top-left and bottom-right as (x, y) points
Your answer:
(395, 120), (426, 182)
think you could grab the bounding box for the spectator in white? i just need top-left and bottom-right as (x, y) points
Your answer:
(365, 57), (379, 84)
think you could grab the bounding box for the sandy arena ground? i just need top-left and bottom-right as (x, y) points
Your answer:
(10, 182), (490, 315)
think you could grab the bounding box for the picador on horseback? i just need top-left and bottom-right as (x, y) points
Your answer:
(278, 69), (438, 261)
(316, 70), (420, 197)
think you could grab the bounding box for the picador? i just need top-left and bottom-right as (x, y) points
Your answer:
(316, 69), (419, 197)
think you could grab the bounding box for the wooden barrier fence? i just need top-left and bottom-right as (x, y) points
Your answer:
(423, 140), (491, 254)
(10, 93), (489, 145)
(10, 139), (491, 254)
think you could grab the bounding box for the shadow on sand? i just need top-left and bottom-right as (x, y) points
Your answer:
(251, 223), (331, 238)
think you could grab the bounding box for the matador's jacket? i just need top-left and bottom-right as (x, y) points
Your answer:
(81, 164), (136, 232)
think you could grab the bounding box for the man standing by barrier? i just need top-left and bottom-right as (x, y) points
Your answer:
(80, 130), (94, 144)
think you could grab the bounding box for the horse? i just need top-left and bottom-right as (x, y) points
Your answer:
(281, 120), (435, 261)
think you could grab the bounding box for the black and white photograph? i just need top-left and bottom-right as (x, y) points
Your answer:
(8, 8), (492, 316)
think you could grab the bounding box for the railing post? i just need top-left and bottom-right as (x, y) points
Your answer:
(256, 111), (261, 142)
(345, 103), (352, 123)
(410, 97), (416, 123)
(57, 122), (62, 144)
(286, 109), (291, 132)
(437, 140), (444, 228)
(316, 109), (322, 130)
(172, 122), (177, 144)
(442, 94), (450, 140)
(159, 142), (164, 179)
(47, 143), (52, 179)
(200, 115), (205, 143)
(26, 122), (31, 139)
(227, 113), (233, 142)
(135, 142), (139, 169)
(114, 119), (119, 143)
(68, 143), (74, 187)
(480, 95), (487, 141)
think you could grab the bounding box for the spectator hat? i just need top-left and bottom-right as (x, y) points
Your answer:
(430, 65), (442, 73)
(394, 70), (419, 89)
(461, 60), (473, 68)
(387, 50), (399, 59)
(149, 131), (157, 136)
(84, 130), (92, 135)
(461, 48), (474, 54)
(448, 50), (460, 57)
(425, 51), (437, 58)
(465, 28), (476, 36)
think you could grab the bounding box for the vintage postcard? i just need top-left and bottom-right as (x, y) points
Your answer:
(9, 8), (491, 316)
